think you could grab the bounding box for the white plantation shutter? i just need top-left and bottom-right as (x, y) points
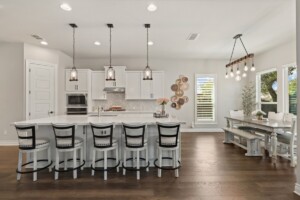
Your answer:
(195, 75), (216, 122)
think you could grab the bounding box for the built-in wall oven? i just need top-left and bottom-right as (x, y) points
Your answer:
(66, 94), (88, 115)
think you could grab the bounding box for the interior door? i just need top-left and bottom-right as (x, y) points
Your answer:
(27, 61), (55, 120)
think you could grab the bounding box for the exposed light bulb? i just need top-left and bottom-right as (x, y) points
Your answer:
(244, 62), (248, 71)
(242, 72), (247, 78)
(236, 68), (240, 75)
(225, 73), (229, 79)
(230, 68), (234, 77)
(235, 75), (241, 81)
(250, 64), (256, 72)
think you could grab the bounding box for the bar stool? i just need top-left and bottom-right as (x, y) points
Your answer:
(90, 123), (120, 180)
(15, 124), (52, 181)
(154, 122), (181, 178)
(122, 123), (150, 180)
(52, 123), (85, 180)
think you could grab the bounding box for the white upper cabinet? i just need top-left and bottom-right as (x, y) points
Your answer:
(65, 69), (90, 92)
(152, 71), (164, 99)
(104, 66), (126, 87)
(91, 71), (106, 100)
(126, 71), (164, 100)
(125, 72), (141, 99)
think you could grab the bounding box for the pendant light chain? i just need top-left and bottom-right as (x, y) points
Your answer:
(147, 26), (149, 67)
(73, 27), (75, 68)
(110, 26), (112, 67)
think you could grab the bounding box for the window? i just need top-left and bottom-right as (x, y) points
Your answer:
(284, 65), (297, 115)
(195, 74), (216, 123)
(256, 69), (278, 116)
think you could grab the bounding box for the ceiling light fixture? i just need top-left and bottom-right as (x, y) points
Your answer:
(69, 23), (78, 81)
(148, 41), (154, 46)
(147, 3), (157, 12)
(106, 24), (115, 81)
(94, 41), (101, 46)
(40, 41), (48, 45)
(225, 34), (254, 81)
(60, 3), (72, 11)
(143, 24), (153, 80)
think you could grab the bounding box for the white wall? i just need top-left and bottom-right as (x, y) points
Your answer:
(0, 42), (24, 143)
(248, 39), (296, 112)
(77, 58), (246, 128)
(0, 43), (72, 143)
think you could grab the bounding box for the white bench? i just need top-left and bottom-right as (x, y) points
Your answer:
(223, 127), (263, 157)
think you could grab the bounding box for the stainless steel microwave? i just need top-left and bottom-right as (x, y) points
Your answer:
(67, 94), (87, 107)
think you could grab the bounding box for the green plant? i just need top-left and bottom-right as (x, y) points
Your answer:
(242, 83), (255, 117)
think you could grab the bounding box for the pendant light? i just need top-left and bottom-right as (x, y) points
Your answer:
(143, 24), (153, 80)
(69, 23), (78, 81)
(106, 24), (115, 81)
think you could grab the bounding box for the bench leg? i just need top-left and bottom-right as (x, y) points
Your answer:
(245, 139), (262, 157)
(223, 131), (234, 144)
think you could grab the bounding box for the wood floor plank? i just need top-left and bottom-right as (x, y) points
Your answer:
(0, 133), (300, 200)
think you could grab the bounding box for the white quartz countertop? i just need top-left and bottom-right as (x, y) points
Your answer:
(14, 114), (184, 126)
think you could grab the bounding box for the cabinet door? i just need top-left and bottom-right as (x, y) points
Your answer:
(91, 72), (106, 100)
(65, 69), (77, 91)
(125, 72), (141, 99)
(77, 71), (88, 91)
(115, 68), (126, 87)
(141, 77), (152, 99)
(152, 72), (164, 99)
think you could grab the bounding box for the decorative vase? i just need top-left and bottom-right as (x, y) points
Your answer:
(161, 104), (166, 116)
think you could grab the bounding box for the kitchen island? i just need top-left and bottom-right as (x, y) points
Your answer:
(14, 113), (184, 167)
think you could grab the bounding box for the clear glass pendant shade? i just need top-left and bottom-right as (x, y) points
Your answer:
(70, 67), (78, 81)
(143, 66), (153, 80)
(143, 24), (153, 80)
(106, 66), (115, 81)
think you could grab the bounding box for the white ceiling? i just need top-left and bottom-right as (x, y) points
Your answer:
(0, 0), (296, 59)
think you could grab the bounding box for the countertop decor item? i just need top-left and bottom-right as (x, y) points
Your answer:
(69, 23), (78, 81)
(242, 83), (255, 117)
(170, 75), (189, 110)
(225, 34), (255, 81)
(156, 98), (169, 116)
(252, 110), (266, 120)
(143, 24), (153, 80)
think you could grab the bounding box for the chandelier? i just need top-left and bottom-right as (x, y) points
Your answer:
(225, 34), (255, 81)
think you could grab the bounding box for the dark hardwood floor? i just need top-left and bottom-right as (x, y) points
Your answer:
(1, 133), (300, 200)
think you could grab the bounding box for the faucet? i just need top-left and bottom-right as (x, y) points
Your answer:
(97, 106), (104, 116)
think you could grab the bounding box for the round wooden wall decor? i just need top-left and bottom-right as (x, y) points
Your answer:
(170, 75), (189, 110)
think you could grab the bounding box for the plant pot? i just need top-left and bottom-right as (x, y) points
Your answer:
(257, 115), (263, 120)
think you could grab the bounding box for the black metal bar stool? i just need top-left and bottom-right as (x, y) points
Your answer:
(90, 123), (120, 180)
(154, 122), (181, 178)
(122, 123), (149, 180)
(52, 123), (85, 180)
(15, 124), (52, 181)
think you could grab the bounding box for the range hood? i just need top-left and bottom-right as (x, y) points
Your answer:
(103, 87), (125, 93)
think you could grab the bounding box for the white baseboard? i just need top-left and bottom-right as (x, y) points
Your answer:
(0, 140), (18, 146)
(181, 128), (224, 133)
(294, 183), (300, 196)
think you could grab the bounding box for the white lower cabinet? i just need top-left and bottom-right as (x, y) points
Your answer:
(91, 71), (106, 100)
(126, 71), (164, 100)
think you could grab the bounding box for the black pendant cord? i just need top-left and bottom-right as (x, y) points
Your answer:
(73, 27), (75, 68)
(146, 26), (149, 67)
(228, 38), (237, 64)
(109, 26), (112, 67)
(239, 37), (249, 56)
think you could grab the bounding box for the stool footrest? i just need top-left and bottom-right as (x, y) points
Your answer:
(16, 159), (53, 174)
(91, 158), (120, 171)
(154, 157), (181, 170)
(122, 157), (150, 171)
(54, 158), (85, 172)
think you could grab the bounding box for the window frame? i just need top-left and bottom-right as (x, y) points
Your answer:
(282, 63), (297, 114)
(194, 74), (217, 125)
(256, 68), (278, 112)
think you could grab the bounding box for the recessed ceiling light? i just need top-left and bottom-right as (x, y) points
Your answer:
(40, 41), (48, 45)
(148, 41), (154, 46)
(60, 3), (72, 11)
(94, 41), (101, 46)
(147, 3), (157, 12)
